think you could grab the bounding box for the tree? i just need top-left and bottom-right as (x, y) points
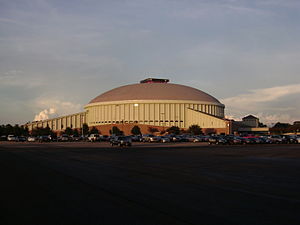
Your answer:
(31, 126), (53, 136)
(13, 124), (22, 136)
(258, 122), (267, 128)
(21, 126), (29, 136)
(160, 129), (166, 135)
(81, 123), (89, 136)
(89, 126), (99, 134)
(188, 124), (203, 135)
(273, 122), (291, 129)
(110, 126), (123, 136)
(166, 126), (180, 135)
(65, 127), (73, 135)
(73, 129), (79, 136)
(131, 125), (141, 135)
(148, 127), (159, 134)
(5, 124), (14, 135)
(0, 125), (3, 136)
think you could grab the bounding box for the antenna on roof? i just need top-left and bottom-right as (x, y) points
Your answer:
(140, 78), (169, 83)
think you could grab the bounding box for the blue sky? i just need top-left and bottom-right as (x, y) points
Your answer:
(1, 0), (300, 125)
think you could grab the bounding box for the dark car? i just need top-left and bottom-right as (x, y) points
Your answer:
(281, 135), (297, 144)
(0, 135), (7, 141)
(71, 135), (82, 141)
(208, 136), (227, 145)
(16, 136), (27, 142)
(110, 136), (132, 147)
(243, 138), (258, 144)
(38, 136), (51, 142)
(226, 136), (243, 145)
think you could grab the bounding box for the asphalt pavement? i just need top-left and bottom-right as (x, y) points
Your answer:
(0, 142), (300, 225)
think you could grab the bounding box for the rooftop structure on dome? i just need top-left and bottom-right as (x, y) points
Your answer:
(140, 78), (169, 83)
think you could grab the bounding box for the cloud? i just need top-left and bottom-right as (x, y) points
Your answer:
(34, 108), (56, 121)
(221, 84), (300, 124)
(33, 98), (83, 121)
(222, 83), (300, 105)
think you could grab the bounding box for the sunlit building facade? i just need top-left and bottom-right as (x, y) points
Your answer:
(26, 78), (231, 135)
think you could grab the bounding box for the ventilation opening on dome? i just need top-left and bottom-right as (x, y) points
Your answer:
(140, 78), (169, 83)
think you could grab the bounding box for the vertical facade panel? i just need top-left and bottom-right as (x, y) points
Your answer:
(124, 104), (129, 122)
(129, 104), (134, 121)
(139, 104), (144, 122)
(145, 104), (149, 122)
(155, 104), (159, 124)
(108, 105), (112, 122)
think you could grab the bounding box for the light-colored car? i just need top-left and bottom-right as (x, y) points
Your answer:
(27, 136), (37, 142)
(88, 134), (100, 142)
(7, 135), (16, 141)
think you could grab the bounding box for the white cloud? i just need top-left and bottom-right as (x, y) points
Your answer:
(222, 84), (300, 124)
(33, 98), (83, 121)
(34, 108), (56, 121)
(222, 83), (300, 105)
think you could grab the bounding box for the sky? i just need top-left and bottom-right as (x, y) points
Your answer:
(1, 0), (300, 126)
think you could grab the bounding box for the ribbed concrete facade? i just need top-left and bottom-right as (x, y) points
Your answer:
(27, 112), (87, 132)
(85, 100), (224, 129)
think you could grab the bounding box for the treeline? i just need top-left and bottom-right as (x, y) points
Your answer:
(270, 122), (300, 134)
(0, 124), (29, 137)
(0, 123), (203, 137)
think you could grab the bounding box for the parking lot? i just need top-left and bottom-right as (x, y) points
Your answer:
(1, 142), (300, 225)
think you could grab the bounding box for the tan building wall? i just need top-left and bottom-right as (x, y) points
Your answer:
(186, 108), (230, 134)
(26, 101), (228, 135)
(85, 100), (224, 129)
(26, 112), (87, 132)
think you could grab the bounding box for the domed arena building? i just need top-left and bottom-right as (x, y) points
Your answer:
(27, 78), (232, 135)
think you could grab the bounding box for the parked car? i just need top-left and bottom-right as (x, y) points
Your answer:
(243, 137), (259, 144)
(199, 135), (210, 142)
(258, 137), (272, 144)
(60, 134), (70, 142)
(7, 135), (17, 141)
(208, 136), (227, 145)
(27, 136), (37, 142)
(71, 135), (81, 141)
(0, 135), (7, 141)
(142, 134), (160, 142)
(16, 136), (27, 142)
(100, 135), (110, 142)
(167, 135), (182, 142)
(38, 136), (51, 142)
(160, 136), (171, 143)
(178, 135), (189, 142)
(88, 134), (100, 142)
(281, 135), (297, 144)
(131, 135), (142, 142)
(110, 136), (132, 147)
(268, 135), (283, 144)
(226, 136), (243, 145)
